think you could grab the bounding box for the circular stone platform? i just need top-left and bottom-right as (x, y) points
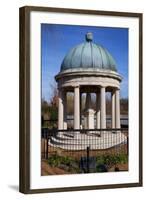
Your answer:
(48, 131), (127, 150)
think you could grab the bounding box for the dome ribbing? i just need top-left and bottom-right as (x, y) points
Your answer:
(61, 32), (117, 72)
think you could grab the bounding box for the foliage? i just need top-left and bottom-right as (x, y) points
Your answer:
(96, 154), (128, 169)
(49, 81), (58, 106)
(47, 154), (81, 173)
(47, 153), (128, 174)
(48, 154), (75, 167)
(48, 106), (58, 121)
(41, 97), (58, 128)
(96, 154), (128, 172)
(96, 164), (108, 172)
(41, 99), (49, 115)
(120, 98), (128, 115)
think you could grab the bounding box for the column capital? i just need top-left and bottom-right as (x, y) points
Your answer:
(100, 85), (106, 89)
(113, 87), (120, 91)
(115, 88), (120, 91)
(74, 85), (80, 89)
(111, 87), (120, 95)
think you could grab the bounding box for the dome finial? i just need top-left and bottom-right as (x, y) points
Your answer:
(86, 32), (93, 42)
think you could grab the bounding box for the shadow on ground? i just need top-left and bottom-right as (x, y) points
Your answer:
(8, 185), (19, 192)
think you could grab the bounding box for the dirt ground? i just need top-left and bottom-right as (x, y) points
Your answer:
(41, 160), (70, 175)
(108, 163), (128, 172)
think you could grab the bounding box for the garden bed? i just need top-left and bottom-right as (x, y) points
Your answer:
(41, 153), (128, 175)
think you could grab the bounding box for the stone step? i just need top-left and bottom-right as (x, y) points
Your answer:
(54, 132), (75, 141)
(50, 135), (126, 146)
(48, 139), (126, 150)
(48, 132), (127, 150)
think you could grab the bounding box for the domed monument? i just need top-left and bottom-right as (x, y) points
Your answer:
(55, 32), (122, 131)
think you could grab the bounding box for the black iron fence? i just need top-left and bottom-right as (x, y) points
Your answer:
(41, 128), (128, 173)
(41, 128), (128, 159)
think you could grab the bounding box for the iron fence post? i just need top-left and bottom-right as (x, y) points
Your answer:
(87, 146), (90, 173)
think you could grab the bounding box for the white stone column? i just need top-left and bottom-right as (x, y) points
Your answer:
(58, 89), (64, 130)
(74, 86), (80, 130)
(96, 93), (100, 129)
(63, 91), (67, 129)
(100, 87), (106, 129)
(112, 91), (116, 128)
(115, 89), (121, 129)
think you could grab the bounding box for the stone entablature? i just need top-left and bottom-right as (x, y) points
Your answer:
(56, 69), (122, 90)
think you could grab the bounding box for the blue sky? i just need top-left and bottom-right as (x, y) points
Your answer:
(41, 24), (128, 101)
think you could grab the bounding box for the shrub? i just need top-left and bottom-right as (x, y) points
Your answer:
(96, 154), (128, 169)
(48, 155), (75, 167)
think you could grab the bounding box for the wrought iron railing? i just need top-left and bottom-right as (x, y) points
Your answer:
(41, 128), (128, 159)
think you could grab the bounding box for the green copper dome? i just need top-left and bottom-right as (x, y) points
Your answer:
(61, 32), (117, 72)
